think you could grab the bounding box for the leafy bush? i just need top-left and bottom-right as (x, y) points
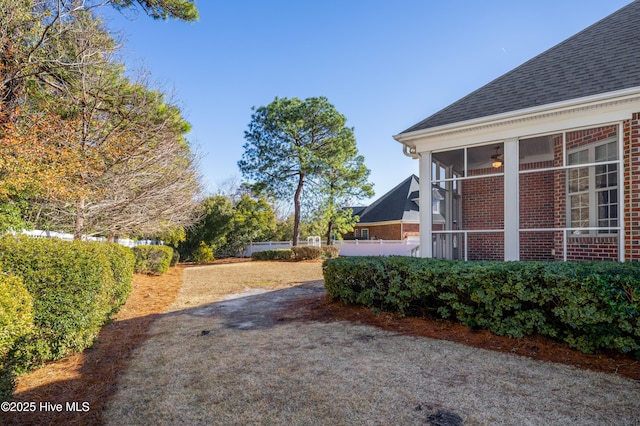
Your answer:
(170, 248), (180, 266)
(323, 245), (340, 258)
(252, 249), (294, 261)
(0, 364), (13, 403)
(192, 241), (215, 263)
(292, 246), (323, 260)
(0, 273), (33, 356)
(322, 257), (640, 356)
(133, 245), (174, 275)
(0, 235), (134, 374)
(0, 273), (33, 402)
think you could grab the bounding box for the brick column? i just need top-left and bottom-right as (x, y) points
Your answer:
(624, 113), (640, 262)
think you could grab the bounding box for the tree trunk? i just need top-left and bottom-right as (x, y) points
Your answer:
(74, 197), (86, 240)
(326, 221), (333, 246)
(292, 173), (304, 246)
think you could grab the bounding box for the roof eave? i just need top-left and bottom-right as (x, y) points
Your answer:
(393, 86), (640, 146)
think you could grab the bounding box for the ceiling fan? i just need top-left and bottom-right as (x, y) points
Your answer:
(491, 146), (503, 168)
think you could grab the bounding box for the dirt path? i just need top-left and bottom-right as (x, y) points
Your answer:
(104, 262), (640, 425)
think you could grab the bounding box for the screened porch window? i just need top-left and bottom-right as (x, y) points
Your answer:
(567, 140), (618, 235)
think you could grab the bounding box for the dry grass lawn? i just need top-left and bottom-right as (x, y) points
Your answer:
(5, 259), (640, 425)
(103, 261), (640, 426)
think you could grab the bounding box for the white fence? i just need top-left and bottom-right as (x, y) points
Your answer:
(242, 236), (322, 257)
(243, 238), (420, 257)
(19, 230), (161, 248)
(334, 240), (420, 257)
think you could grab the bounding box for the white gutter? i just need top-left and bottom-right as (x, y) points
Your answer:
(393, 86), (640, 144)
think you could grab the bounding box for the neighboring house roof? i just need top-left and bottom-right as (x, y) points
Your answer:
(400, 1), (640, 134)
(351, 175), (420, 223)
(349, 206), (367, 217)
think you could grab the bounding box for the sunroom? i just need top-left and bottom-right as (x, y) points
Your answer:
(394, 2), (640, 262)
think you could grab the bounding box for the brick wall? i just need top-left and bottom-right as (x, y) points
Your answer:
(625, 113), (640, 261)
(519, 164), (555, 260)
(461, 173), (504, 259)
(348, 223), (406, 240)
(553, 125), (619, 260)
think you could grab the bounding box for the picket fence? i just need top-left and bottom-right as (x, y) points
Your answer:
(19, 230), (161, 248)
(243, 238), (420, 257)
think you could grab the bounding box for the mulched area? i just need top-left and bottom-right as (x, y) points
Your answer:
(4, 265), (187, 425)
(4, 259), (639, 425)
(291, 296), (640, 381)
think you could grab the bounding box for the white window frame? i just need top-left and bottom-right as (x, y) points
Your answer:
(361, 228), (369, 240)
(566, 137), (618, 236)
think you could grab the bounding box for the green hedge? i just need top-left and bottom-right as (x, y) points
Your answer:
(0, 273), (33, 356)
(192, 241), (215, 263)
(133, 245), (174, 275)
(292, 246), (322, 260)
(323, 245), (340, 259)
(0, 272), (33, 402)
(322, 257), (640, 356)
(0, 235), (134, 374)
(290, 245), (340, 260)
(252, 249), (294, 261)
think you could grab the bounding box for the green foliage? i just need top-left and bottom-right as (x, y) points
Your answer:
(133, 245), (174, 275)
(222, 194), (276, 257)
(251, 249), (294, 261)
(109, 0), (199, 21)
(0, 272), (33, 402)
(0, 235), (134, 374)
(0, 273), (33, 356)
(292, 246), (323, 260)
(192, 242), (215, 264)
(322, 257), (640, 357)
(0, 364), (14, 403)
(239, 96), (371, 246)
(179, 195), (234, 260)
(170, 248), (180, 266)
(322, 245), (340, 259)
(180, 194), (277, 260)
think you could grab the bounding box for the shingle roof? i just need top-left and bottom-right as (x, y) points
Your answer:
(354, 175), (420, 223)
(401, 1), (640, 134)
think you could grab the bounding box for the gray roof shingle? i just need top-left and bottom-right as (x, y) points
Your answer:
(401, 1), (640, 134)
(354, 175), (420, 223)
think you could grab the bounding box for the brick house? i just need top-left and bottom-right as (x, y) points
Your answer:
(394, 1), (640, 262)
(344, 175), (420, 241)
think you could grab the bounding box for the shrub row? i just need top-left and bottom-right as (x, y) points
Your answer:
(252, 246), (341, 261)
(133, 245), (174, 275)
(0, 272), (33, 401)
(192, 241), (215, 263)
(322, 256), (640, 356)
(291, 245), (340, 260)
(252, 249), (294, 261)
(0, 235), (134, 378)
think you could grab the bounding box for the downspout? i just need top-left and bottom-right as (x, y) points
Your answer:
(402, 143), (420, 159)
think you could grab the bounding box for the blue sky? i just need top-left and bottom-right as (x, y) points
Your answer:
(102, 0), (631, 203)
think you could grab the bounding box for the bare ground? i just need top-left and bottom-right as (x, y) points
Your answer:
(7, 261), (640, 425)
(103, 261), (640, 426)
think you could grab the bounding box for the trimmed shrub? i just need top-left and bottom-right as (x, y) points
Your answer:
(322, 257), (640, 356)
(0, 273), (33, 402)
(0, 365), (13, 403)
(0, 274), (33, 356)
(292, 246), (322, 260)
(0, 235), (134, 373)
(133, 245), (174, 275)
(322, 245), (340, 259)
(101, 243), (135, 315)
(192, 241), (215, 263)
(170, 248), (180, 266)
(252, 249), (294, 261)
